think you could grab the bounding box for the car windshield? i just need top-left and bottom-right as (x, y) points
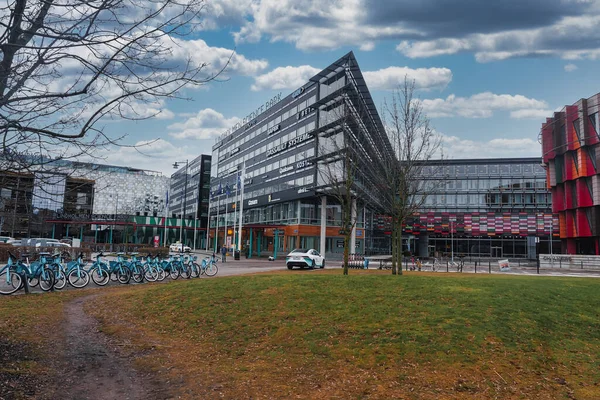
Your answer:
(290, 249), (310, 254)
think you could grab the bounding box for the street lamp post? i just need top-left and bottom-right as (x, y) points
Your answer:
(450, 218), (456, 263)
(173, 160), (189, 250)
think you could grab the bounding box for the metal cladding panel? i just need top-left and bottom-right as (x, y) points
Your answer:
(564, 181), (574, 210)
(592, 206), (600, 237)
(576, 208), (592, 237)
(553, 112), (566, 156)
(567, 209), (577, 238)
(548, 160), (556, 187)
(541, 122), (555, 163)
(552, 184), (565, 213)
(566, 105), (580, 151)
(593, 175), (600, 206)
(577, 179), (593, 208)
(559, 212), (567, 237)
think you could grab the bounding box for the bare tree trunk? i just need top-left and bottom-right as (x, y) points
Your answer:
(391, 223), (397, 275)
(343, 232), (350, 275)
(397, 218), (403, 275)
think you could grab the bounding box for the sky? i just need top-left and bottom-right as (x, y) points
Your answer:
(95, 0), (600, 176)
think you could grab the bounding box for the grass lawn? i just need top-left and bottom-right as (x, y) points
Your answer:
(87, 270), (600, 399)
(0, 290), (82, 399)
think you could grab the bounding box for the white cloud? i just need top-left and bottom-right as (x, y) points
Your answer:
(233, 0), (417, 51)
(421, 92), (549, 119)
(252, 64), (452, 92)
(441, 134), (541, 159)
(167, 37), (268, 77)
(397, 15), (600, 62)
(251, 65), (321, 91)
(564, 63), (578, 72)
(167, 108), (240, 140)
(510, 109), (553, 119)
(363, 66), (452, 91)
(89, 139), (206, 175)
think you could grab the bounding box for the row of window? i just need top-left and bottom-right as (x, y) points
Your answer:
(424, 178), (548, 191)
(423, 193), (551, 207)
(423, 163), (546, 177)
(212, 147), (316, 194)
(215, 91), (317, 169)
(215, 174), (316, 206)
(216, 120), (317, 177)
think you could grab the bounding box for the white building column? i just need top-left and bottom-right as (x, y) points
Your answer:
(320, 196), (327, 255)
(350, 198), (357, 253)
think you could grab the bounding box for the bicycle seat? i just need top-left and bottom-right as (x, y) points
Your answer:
(130, 252), (139, 255)
(97, 252), (105, 257)
(117, 252), (125, 255)
(7, 251), (17, 261)
(38, 252), (51, 256)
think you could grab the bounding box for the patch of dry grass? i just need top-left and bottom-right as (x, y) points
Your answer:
(86, 272), (600, 399)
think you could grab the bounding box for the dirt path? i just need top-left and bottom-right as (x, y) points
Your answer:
(58, 295), (167, 400)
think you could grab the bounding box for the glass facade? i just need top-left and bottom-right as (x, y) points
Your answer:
(168, 154), (211, 228)
(208, 52), (392, 257)
(379, 158), (557, 259)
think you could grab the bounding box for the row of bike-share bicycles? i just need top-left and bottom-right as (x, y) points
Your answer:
(0, 251), (219, 295)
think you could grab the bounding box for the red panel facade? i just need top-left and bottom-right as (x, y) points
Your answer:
(542, 92), (600, 254)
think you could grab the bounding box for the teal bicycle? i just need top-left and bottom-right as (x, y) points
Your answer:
(200, 254), (219, 277)
(0, 252), (55, 294)
(0, 252), (23, 295)
(65, 252), (90, 288)
(88, 252), (111, 286)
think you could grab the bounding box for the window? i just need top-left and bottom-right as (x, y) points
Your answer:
(587, 146), (597, 171)
(590, 112), (599, 136)
(573, 118), (582, 142)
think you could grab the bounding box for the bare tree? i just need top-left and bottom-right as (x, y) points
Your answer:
(382, 77), (443, 275)
(317, 99), (358, 275)
(317, 88), (389, 275)
(0, 0), (219, 174)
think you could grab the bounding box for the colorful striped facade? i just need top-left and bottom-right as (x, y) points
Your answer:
(541, 92), (600, 254)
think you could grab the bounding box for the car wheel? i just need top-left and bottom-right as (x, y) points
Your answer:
(310, 260), (315, 270)
(320, 260), (325, 269)
(287, 265), (293, 270)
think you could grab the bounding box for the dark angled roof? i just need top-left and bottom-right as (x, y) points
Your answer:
(309, 51), (395, 161)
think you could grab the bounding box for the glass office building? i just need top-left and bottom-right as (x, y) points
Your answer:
(392, 158), (558, 259)
(209, 52), (393, 257)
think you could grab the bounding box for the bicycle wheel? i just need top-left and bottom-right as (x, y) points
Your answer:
(157, 268), (166, 281)
(190, 263), (200, 278)
(53, 268), (67, 290)
(204, 262), (218, 277)
(168, 264), (179, 280)
(39, 268), (55, 292)
(179, 264), (191, 279)
(68, 268), (90, 288)
(117, 267), (131, 284)
(91, 266), (110, 286)
(28, 275), (39, 287)
(130, 264), (144, 283)
(0, 270), (22, 295)
(144, 265), (158, 282)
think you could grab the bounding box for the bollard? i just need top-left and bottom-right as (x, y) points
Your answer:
(581, 260), (584, 269)
(475, 262), (477, 274)
(537, 257), (540, 274)
(446, 261), (449, 273)
(559, 258), (562, 269)
(489, 261), (491, 274)
(19, 272), (29, 294)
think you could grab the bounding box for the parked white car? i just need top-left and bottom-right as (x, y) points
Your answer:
(286, 248), (325, 270)
(169, 243), (191, 253)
